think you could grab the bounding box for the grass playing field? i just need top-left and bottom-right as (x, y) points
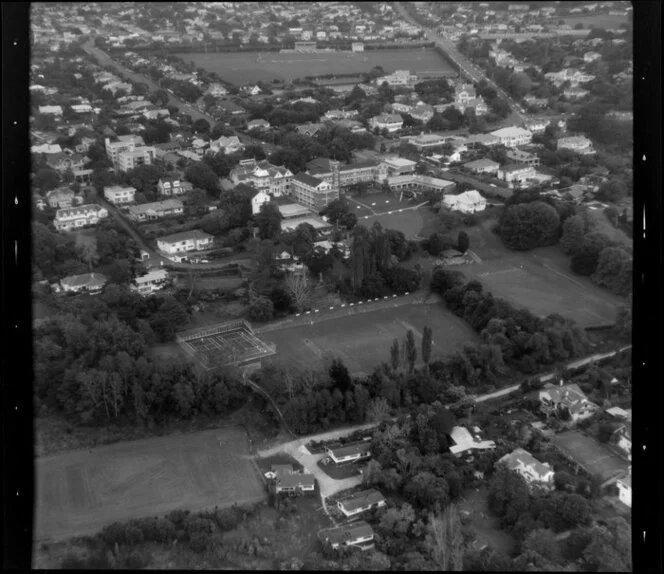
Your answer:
(259, 300), (479, 375)
(34, 427), (265, 542)
(175, 48), (454, 85)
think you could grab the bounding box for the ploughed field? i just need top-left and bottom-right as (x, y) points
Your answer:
(175, 48), (455, 85)
(34, 427), (265, 542)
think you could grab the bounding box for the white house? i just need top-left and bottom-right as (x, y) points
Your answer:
(32, 143), (63, 155)
(448, 426), (496, 455)
(156, 230), (214, 255)
(54, 204), (108, 231)
(523, 118), (550, 133)
(104, 185), (136, 204)
(208, 135), (245, 155)
(131, 268), (169, 295)
(319, 521), (375, 551)
(247, 118), (271, 131)
(369, 113), (403, 133)
(442, 190), (486, 213)
(336, 489), (386, 518)
(269, 464), (316, 495)
(497, 164), (536, 184)
(539, 383), (599, 423)
(489, 126), (533, 147)
(60, 272), (107, 294)
(157, 177), (186, 197)
(615, 469), (631, 508)
(38, 105), (63, 116)
(325, 442), (372, 465)
(46, 187), (76, 208)
(557, 135), (595, 154)
(251, 189), (272, 215)
(497, 448), (554, 489)
(205, 83), (228, 97)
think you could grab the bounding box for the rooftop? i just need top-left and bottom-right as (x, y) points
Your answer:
(320, 521), (374, 546)
(337, 489), (385, 512)
(278, 203), (314, 219)
(157, 229), (213, 244)
(293, 172), (325, 187)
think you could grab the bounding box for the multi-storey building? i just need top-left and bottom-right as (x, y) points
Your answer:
(117, 146), (156, 172)
(104, 135), (144, 166)
(369, 113), (403, 132)
(489, 126), (533, 147)
(104, 185), (136, 204)
(291, 172), (337, 212)
(156, 230), (214, 255)
(157, 177), (186, 197)
(54, 204), (108, 231)
(229, 159), (293, 197)
(556, 135), (595, 154)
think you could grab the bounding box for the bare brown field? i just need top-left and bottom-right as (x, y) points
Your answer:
(34, 427), (265, 542)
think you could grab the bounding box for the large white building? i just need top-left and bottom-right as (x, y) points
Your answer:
(369, 113), (403, 133)
(291, 172), (338, 212)
(556, 135), (595, 154)
(54, 204), (108, 231)
(489, 126), (533, 147)
(497, 448), (554, 489)
(105, 135), (144, 166)
(157, 230), (214, 255)
(375, 69), (418, 87)
(131, 268), (169, 295)
(104, 185), (136, 204)
(229, 159), (293, 197)
(442, 190), (486, 213)
(117, 146), (156, 172)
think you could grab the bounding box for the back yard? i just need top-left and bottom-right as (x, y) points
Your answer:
(458, 486), (515, 556)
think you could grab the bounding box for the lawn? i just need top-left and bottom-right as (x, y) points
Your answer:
(176, 48), (455, 85)
(34, 427), (266, 542)
(316, 459), (363, 480)
(458, 486), (515, 556)
(459, 220), (626, 327)
(259, 300), (479, 376)
(550, 429), (629, 483)
(563, 13), (629, 29)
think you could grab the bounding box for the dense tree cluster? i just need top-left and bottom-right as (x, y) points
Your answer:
(498, 201), (562, 250)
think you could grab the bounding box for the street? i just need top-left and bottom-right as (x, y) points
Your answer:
(394, 2), (526, 123)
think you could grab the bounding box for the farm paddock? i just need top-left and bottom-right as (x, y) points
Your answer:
(34, 427), (265, 543)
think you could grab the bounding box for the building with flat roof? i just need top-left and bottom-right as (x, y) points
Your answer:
(489, 126), (533, 147)
(131, 268), (169, 295)
(156, 230), (214, 255)
(104, 185), (136, 204)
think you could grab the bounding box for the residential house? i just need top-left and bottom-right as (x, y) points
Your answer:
(312, 240), (350, 259)
(463, 158), (500, 174)
(143, 108), (170, 120)
(60, 272), (107, 294)
(442, 190), (486, 213)
(336, 489), (386, 518)
(157, 177), (186, 197)
(46, 187), (76, 208)
(440, 248), (471, 265)
(406, 133), (448, 150)
(454, 83), (477, 104)
(369, 113), (403, 133)
(205, 83), (228, 97)
(247, 118), (271, 130)
(250, 189), (272, 215)
(563, 86), (590, 100)
(34, 196), (47, 211)
(375, 69), (418, 87)
(126, 199), (184, 222)
(46, 152), (87, 173)
(449, 426), (496, 455)
(295, 122), (325, 137)
(583, 51), (602, 63)
(130, 268), (169, 295)
(489, 126), (533, 147)
(505, 149), (540, 167)
(291, 172), (338, 212)
(324, 109), (359, 121)
(75, 137), (97, 154)
(497, 448), (554, 489)
(615, 469), (631, 508)
(324, 442), (372, 465)
(208, 135), (244, 155)
(409, 104), (435, 123)
(32, 143), (63, 154)
(319, 521), (375, 551)
(611, 422), (632, 461)
(459, 97), (489, 116)
(229, 159), (294, 197)
(104, 185), (136, 204)
(269, 464), (316, 495)
(54, 204), (108, 231)
(557, 135), (595, 154)
(156, 230), (214, 255)
(38, 105), (63, 116)
(523, 95), (549, 108)
(464, 133), (501, 148)
(539, 382), (599, 423)
(558, 184), (588, 204)
(523, 118), (550, 133)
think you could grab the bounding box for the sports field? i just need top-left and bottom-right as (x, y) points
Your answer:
(34, 427), (265, 542)
(260, 300), (479, 375)
(349, 193), (427, 238)
(175, 48), (454, 85)
(459, 221), (625, 327)
(551, 430), (628, 482)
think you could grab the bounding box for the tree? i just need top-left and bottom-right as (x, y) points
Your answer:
(430, 269), (466, 296)
(583, 517), (632, 572)
(248, 296), (274, 322)
(522, 528), (562, 564)
(421, 326), (433, 372)
(366, 397), (390, 422)
(488, 466), (531, 526)
(34, 168), (60, 192)
(457, 230), (470, 253)
(591, 246), (632, 295)
(499, 202), (561, 251)
(404, 330), (417, 374)
(184, 162), (220, 196)
(192, 118), (210, 134)
(559, 214), (585, 255)
(596, 179), (628, 203)
(149, 297), (189, 342)
(615, 293), (632, 337)
(285, 272), (311, 313)
(329, 358), (351, 393)
(255, 202), (282, 240)
(389, 338), (400, 372)
(571, 232), (613, 276)
(75, 234), (99, 271)
(425, 505), (464, 571)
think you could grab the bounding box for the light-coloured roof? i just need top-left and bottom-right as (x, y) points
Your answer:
(61, 272), (107, 289)
(498, 448), (552, 478)
(157, 229), (213, 244)
(490, 126), (532, 138)
(449, 426), (496, 454)
(134, 269), (169, 284)
(382, 156), (417, 168)
(128, 199), (183, 215)
(281, 216), (331, 231)
(278, 203), (314, 218)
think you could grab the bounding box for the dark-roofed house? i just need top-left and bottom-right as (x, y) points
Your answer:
(318, 521), (375, 551)
(291, 172), (338, 212)
(497, 448), (554, 489)
(156, 229), (214, 256)
(60, 272), (107, 294)
(336, 489), (386, 518)
(269, 464), (316, 495)
(325, 441), (372, 465)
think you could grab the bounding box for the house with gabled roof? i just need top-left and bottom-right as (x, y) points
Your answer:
(268, 464), (316, 495)
(539, 382), (599, 423)
(325, 441), (372, 465)
(156, 229), (214, 256)
(615, 467), (631, 508)
(54, 204), (108, 231)
(497, 448), (554, 489)
(60, 272), (107, 294)
(46, 187), (76, 209)
(336, 489), (386, 518)
(318, 521), (375, 551)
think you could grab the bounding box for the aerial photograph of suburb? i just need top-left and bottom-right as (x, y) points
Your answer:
(29, 1), (634, 570)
